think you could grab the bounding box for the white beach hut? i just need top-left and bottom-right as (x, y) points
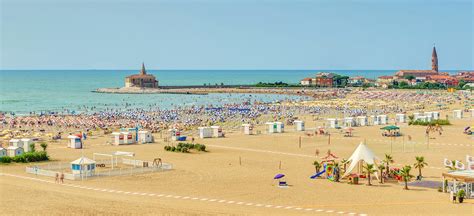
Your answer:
(20, 138), (33, 152)
(432, 111), (440, 120)
(424, 112), (433, 119)
(138, 131), (153, 144)
(112, 132), (125, 145)
(242, 124), (253, 135)
(199, 127), (213, 138)
(343, 117), (355, 127)
(67, 135), (82, 149)
(294, 120), (305, 131)
(275, 122), (284, 133)
(7, 146), (24, 157)
(378, 115), (388, 125)
(210, 126), (223, 138)
(9, 139), (21, 147)
(413, 112), (421, 120)
(122, 131), (135, 144)
(453, 110), (463, 119)
(395, 114), (406, 123)
(371, 115), (379, 125)
(356, 116), (368, 126)
(70, 157), (96, 177)
(327, 118), (339, 128)
(0, 147), (7, 157)
(266, 122), (276, 133)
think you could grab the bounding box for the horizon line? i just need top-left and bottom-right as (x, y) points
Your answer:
(0, 68), (472, 71)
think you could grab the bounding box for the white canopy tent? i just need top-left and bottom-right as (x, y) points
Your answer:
(342, 142), (380, 179)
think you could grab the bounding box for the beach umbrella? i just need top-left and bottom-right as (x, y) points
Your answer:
(274, 174), (285, 179)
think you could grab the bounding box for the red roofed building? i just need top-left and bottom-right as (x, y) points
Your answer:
(426, 75), (458, 86)
(394, 45), (440, 79)
(125, 63), (159, 88)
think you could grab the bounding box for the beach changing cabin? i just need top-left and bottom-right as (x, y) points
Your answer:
(343, 117), (356, 127)
(378, 115), (388, 125)
(469, 109), (474, 117)
(199, 127), (213, 138)
(413, 112), (421, 120)
(20, 138), (33, 152)
(294, 120), (305, 131)
(242, 124), (253, 135)
(112, 132), (125, 145)
(327, 118), (339, 128)
(67, 135), (82, 149)
(122, 132), (135, 144)
(265, 122), (276, 133)
(275, 122), (284, 133)
(71, 157), (96, 177)
(211, 126), (223, 138)
(356, 116), (368, 126)
(138, 131), (153, 144)
(371, 115), (379, 125)
(453, 110), (463, 119)
(7, 146), (24, 157)
(432, 111), (440, 120)
(395, 114), (406, 123)
(9, 139), (20, 148)
(0, 147), (7, 157)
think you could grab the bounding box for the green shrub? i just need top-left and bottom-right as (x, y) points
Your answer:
(457, 189), (466, 198)
(171, 147), (176, 152)
(0, 156), (12, 163)
(409, 119), (451, 126)
(29, 143), (36, 152)
(181, 147), (188, 153)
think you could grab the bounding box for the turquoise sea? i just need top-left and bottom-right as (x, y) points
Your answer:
(0, 70), (459, 114)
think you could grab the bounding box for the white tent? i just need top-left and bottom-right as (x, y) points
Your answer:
(342, 142), (380, 179)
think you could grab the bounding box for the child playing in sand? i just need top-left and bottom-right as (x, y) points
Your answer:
(60, 173), (64, 184)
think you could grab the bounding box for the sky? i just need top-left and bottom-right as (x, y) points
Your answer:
(0, 0), (472, 70)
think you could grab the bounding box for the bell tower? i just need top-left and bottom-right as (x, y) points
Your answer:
(431, 45), (438, 72)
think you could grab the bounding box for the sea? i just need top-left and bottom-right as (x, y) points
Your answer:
(0, 70), (460, 115)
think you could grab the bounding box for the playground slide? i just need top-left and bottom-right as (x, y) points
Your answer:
(310, 170), (326, 179)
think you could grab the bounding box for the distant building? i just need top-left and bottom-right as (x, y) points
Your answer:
(314, 72), (335, 87)
(454, 71), (474, 83)
(376, 76), (394, 88)
(125, 63), (158, 88)
(394, 45), (440, 79)
(426, 75), (458, 86)
(300, 77), (313, 86)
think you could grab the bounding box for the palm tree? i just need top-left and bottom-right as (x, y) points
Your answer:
(40, 143), (48, 151)
(377, 164), (385, 184)
(363, 163), (377, 186)
(341, 159), (348, 172)
(400, 165), (414, 190)
(383, 154), (394, 174)
(313, 160), (322, 173)
(413, 156), (428, 178)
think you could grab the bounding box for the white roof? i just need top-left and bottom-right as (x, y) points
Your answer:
(242, 124), (251, 126)
(342, 142), (380, 178)
(0, 147), (5, 151)
(210, 126), (221, 128)
(396, 113), (405, 116)
(7, 146), (21, 150)
(265, 122), (274, 124)
(9, 139), (20, 142)
(67, 135), (79, 139)
(138, 130), (149, 133)
(20, 138), (32, 141)
(70, 157), (96, 165)
(112, 132), (122, 135)
(113, 151), (135, 157)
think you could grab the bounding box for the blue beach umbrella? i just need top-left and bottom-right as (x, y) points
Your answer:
(274, 174), (285, 179)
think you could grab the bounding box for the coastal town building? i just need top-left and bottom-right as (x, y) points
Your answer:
(314, 72), (335, 87)
(394, 45), (440, 80)
(125, 63), (158, 88)
(300, 78), (313, 86)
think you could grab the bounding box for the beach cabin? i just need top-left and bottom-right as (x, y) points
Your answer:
(356, 116), (368, 126)
(275, 122), (284, 133)
(210, 126), (223, 138)
(432, 111), (440, 120)
(0, 147), (7, 157)
(9, 139), (20, 147)
(343, 117), (355, 127)
(413, 112), (421, 120)
(169, 129), (181, 141)
(138, 131), (153, 144)
(327, 118), (339, 128)
(395, 114), (406, 123)
(122, 132), (135, 144)
(426, 115), (433, 122)
(20, 138), (33, 152)
(71, 157), (96, 177)
(7, 146), (23, 157)
(265, 122), (276, 133)
(199, 127), (213, 138)
(294, 120), (305, 131)
(453, 110), (463, 119)
(112, 132), (125, 145)
(417, 115), (428, 122)
(371, 115), (379, 125)
(242, 124), (253, 135)
(378, 115), (388, 125)
(424, 112), (433, 119)
(469, 109), (474, 117)
(67, 135), (82, 149)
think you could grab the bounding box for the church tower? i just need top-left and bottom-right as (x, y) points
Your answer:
(431, 45), (438, 72)
(140, 62), (147, 75)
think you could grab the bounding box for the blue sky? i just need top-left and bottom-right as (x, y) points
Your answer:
(0, 0), (472, 70)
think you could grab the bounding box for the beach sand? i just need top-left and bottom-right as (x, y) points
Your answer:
(1, 108), (473, 215)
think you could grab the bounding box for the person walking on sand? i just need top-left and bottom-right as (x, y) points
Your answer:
(60, 173), (64, 184)
(55, 173), (59, 183)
